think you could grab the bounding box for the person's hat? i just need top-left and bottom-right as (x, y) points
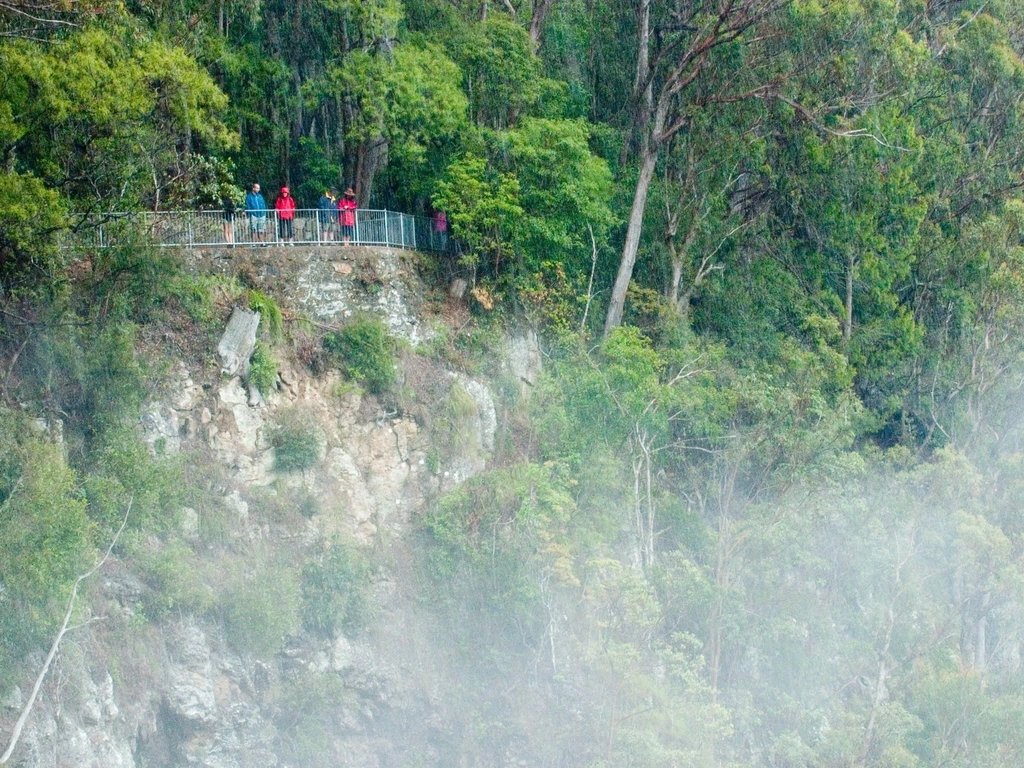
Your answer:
(344, 187), (355, 196)
(281, 186), (290, 194)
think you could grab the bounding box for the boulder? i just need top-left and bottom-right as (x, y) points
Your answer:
(217, 307), (261, 378)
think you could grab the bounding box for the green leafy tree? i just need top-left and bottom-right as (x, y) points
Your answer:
(505, 117), (616, 274)
(325, 38), (468, 203)
(433, 153), (522, 277)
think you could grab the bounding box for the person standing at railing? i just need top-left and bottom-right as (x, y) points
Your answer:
(318, 188), (337, 241)
(275, 186), (297, 244)
(222, 195), (236, 245)
(433, 209), (448, 251)
(338, 187), (357, 245)
(245, 183), (267, 243)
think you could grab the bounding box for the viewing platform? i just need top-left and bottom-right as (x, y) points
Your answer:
(72, 209), (451, 253)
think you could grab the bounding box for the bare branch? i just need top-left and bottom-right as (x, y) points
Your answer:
(775, 95), (915, 152)
(0, 498), (132, 766)
(580, 223), (599, 333)
(0, 1), (78, 26)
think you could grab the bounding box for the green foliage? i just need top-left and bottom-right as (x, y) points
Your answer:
(181, 154), (243, 210)
(248, 341), (278, 395)
(270, 407), (325, 473)
(80, 322), (148, 431)
(276, 670), (351, 766)
(422, 462), (578, 628)
(0, 26), (233, 214)
(300, 540), (372, 638)
(432, 153), (522, 272)
(504, 118), (616, 271)
(322, 317), (397, 394)
(163, 273), (227, 330)
(517, 260), (588, 344)
(9, 0), (1024, 762)
(221, 556), (301, 656)
(431, 117), (615, 287)
(434, 381), (480, 457)
(0, 171), (65, 295)
(85, 424), (186, 533)
(124, 534), (216, 620)
(448, 17), (546, 127)
(87, 233), (201, 327)
(0, 416), (93, 688)
(248, 289), (283, 341)
(341, 41), (467, 159)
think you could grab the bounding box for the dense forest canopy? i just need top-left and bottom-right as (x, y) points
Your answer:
(5, 0), (1024, 764)
(5, 0), (1024, 419)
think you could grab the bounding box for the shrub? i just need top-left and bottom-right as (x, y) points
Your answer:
(164, 274), (226, 330)
(221, 558), (300, 655)
(86, 424), (185, 534)
(124, 534), (216, 619)
(248, 289), (284, 341)
(82, 321), (148, 429)
(277, 670), (348, 765)
(270, 407), (324, 472)
(301, 540), (372, 637)
(248, 341), (278, 394)
(323, 317), (396, 394)
(445, 383), (480, 450)
(0, 421), (93, 690)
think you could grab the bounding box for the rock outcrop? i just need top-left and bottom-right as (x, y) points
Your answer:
(1, 245), (521, 768)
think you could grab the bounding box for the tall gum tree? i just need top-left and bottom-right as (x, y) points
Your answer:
(603, 0), (787, 336)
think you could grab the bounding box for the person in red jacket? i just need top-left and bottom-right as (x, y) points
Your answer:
(274, 186), (297, 243)
(338, 187), (357, 245)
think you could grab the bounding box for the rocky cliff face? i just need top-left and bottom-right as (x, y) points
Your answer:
(2, 246), (540, 767)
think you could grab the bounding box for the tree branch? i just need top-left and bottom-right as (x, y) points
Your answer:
(0, 498), (132, 765)
(775, 95), (915, 151)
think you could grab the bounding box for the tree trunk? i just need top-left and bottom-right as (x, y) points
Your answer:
(844, 251), (854, 343)
(670, 212), (700, 313)
(355, 138), (387, 207)
(603, 0), (774, 335)
(529, 0), (558, 45)
(975, 590), (990, 670)
(620, 0), (651, 166)
(604, 144), (658, 334)
(670, 258), (683, 309)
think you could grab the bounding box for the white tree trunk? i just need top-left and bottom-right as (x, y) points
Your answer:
(604, 146), (658, 335)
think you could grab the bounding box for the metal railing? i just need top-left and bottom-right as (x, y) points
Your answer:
(72, 209), (452, 252)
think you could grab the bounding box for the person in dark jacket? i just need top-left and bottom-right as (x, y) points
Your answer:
(245, 183), (267, 243)
(222, 195), (236, 245)
(317, 189), (336, 241)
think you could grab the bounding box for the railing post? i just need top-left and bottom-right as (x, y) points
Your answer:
(384, 210), (390, 247)
(409, 215), (416, 250)
(188, 213), (194, 248)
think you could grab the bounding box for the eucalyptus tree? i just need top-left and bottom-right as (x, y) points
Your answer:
(603, 0), (788, 335)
